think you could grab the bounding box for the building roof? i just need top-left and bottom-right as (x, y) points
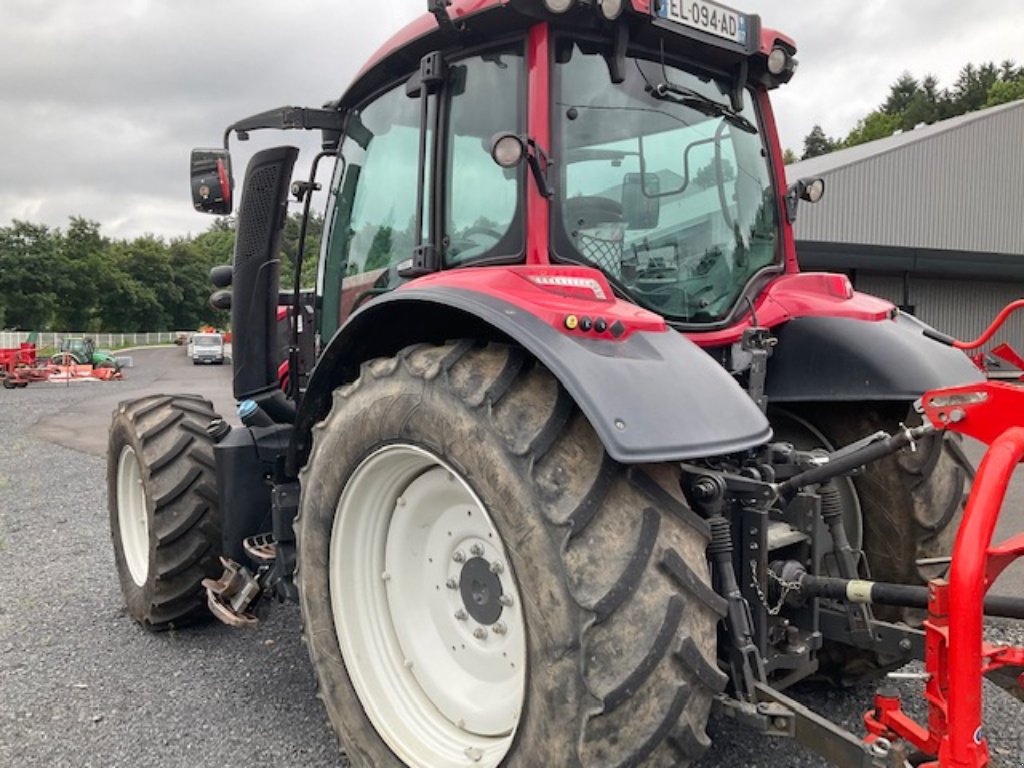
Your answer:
(785, 100), (1024, 257)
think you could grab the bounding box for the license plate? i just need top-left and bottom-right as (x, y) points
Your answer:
(656, 0), (748, 46)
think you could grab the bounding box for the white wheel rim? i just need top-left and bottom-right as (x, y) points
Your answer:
(330, 444), (526, 767)
(116, 445), (150, 586)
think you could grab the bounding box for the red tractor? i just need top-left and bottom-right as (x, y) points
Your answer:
(108, 2), (1023, 766)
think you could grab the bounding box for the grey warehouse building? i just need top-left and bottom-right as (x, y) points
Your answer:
(786, 100), (1024, 357)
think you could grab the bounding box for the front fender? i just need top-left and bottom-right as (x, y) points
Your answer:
(295, 276), (771, 467)
(765, 314), (984, 402)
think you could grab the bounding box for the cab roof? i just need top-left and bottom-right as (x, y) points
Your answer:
(341, 0), (795, 109)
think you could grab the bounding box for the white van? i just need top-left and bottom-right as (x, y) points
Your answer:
(190, 332), (225, 365)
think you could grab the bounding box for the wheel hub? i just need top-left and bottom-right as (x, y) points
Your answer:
(459, 557), (504, 626)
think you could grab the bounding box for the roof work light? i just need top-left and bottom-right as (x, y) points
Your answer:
(767, 46), (792, 75)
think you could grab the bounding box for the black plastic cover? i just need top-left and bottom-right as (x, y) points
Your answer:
(765, 314), (985, 402)
(231, 146), (298, 401)
(215, 427), (273, 564)
(299, 287), (772, 465)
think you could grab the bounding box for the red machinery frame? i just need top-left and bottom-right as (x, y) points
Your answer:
(864, 380), (1024, 767)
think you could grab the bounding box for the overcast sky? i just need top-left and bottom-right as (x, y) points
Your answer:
(2, 0), (1023, 241)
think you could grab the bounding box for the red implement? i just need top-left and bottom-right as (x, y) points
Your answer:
(865, 381), (1024, 767)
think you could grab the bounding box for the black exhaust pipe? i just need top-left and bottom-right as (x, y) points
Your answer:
(231, 146), (299, 422)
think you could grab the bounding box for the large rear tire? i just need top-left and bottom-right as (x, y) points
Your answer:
(107, 394), (224, 630)
(296, 343), (726, 768)
(772, 402), (972, 679)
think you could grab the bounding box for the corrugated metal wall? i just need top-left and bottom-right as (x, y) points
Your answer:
(794, 102), (1024, 257)
(854, 273), (1024, 354)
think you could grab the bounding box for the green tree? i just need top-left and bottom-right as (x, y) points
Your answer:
(844, 110), (901, 147)
(882, 72), (921, 116)
(949, 63), (1000, 115)
(52, 217), (108, 331)
(782, 148), (798, 165)
(365, 225), (394, 271)
(0, 221), (60, 329)
(801, 125), (839, 160)
(986, 77), (1024, 107)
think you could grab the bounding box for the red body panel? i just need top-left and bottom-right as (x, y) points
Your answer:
(402, 265), (668, 341)
(526, 23), (551, 266)
(686, 273), (894, 348)
(355, 0), (508, 83)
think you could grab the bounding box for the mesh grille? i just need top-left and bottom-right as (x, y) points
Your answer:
(575, 232), (623, 278)
(236, 164), (281, 265)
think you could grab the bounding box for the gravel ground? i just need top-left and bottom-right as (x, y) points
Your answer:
(1, 352), (1021, 767)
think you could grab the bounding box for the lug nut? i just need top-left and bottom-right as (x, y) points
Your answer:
(493, 622), (507, 635)
(452, 550), (465, 563)
(446, 578), (458, 590)
(470, 543), (484, 557)
(489, 561), (504, 575)
(455, 609), (468, 621)
(473, 628), (488, 640)
(499, 595), (513, 607)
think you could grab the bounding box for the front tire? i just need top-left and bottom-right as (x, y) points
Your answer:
(107, 394), (224, 630)
(297, 343), (726, 768)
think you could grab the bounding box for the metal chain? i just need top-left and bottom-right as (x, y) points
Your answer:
(749, 560), (802, 616)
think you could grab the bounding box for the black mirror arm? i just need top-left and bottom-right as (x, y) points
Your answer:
(222, 106), (345, 150)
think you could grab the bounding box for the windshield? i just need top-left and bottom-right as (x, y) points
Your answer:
(194, 336), (221, 347)
(553, 41), (779, 324)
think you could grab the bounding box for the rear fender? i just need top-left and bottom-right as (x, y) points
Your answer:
(765, 314), (985, 402)
(293, 268), (771, 469)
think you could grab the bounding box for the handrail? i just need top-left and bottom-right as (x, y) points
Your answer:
(953, 299), (1024, 351)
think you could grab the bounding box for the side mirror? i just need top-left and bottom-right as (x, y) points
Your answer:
(797, 177), (826, 203)
(785, 176), (825, 223)
(622, 173), (660, 230)
(190, 148), (234, 215)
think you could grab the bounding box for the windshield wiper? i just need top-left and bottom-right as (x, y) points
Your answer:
(647, 81), (757, 134)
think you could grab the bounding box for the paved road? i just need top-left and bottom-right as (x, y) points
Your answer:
(1, 347), (1022, 767)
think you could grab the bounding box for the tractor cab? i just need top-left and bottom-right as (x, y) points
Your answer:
(192, 0), (815, 343)
(61, 336), (95, 363)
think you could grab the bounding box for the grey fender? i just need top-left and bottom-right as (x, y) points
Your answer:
(292, 286), (771, 468)
(765, 314), (985, 403)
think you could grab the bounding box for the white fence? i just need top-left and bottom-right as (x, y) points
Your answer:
(0, 331), (180, 350)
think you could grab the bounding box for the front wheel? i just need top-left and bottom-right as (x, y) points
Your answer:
(107, 394), (224, 630)
(297, 343), (725, 767)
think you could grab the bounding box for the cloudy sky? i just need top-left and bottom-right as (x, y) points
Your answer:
(2, 0), (1023, 240)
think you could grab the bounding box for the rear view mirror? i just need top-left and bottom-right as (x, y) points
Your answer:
(190, 148), (233, 215)
(622, 173), (660, 230)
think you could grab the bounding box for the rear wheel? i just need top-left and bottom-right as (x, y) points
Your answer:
(297, 343), (726, 767)
(772, 402), (971, 679)
(107, 394), (224, 630)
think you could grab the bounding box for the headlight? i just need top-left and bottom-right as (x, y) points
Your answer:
(543, 0), (576, 13)
(767, 47), (790, 76)
(597, 0), (624, 20)
(490, 134), (526, 168)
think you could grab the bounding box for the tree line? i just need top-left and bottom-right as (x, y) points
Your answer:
(791, 60), (1024, 162)
(0, 214), (322, 333)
